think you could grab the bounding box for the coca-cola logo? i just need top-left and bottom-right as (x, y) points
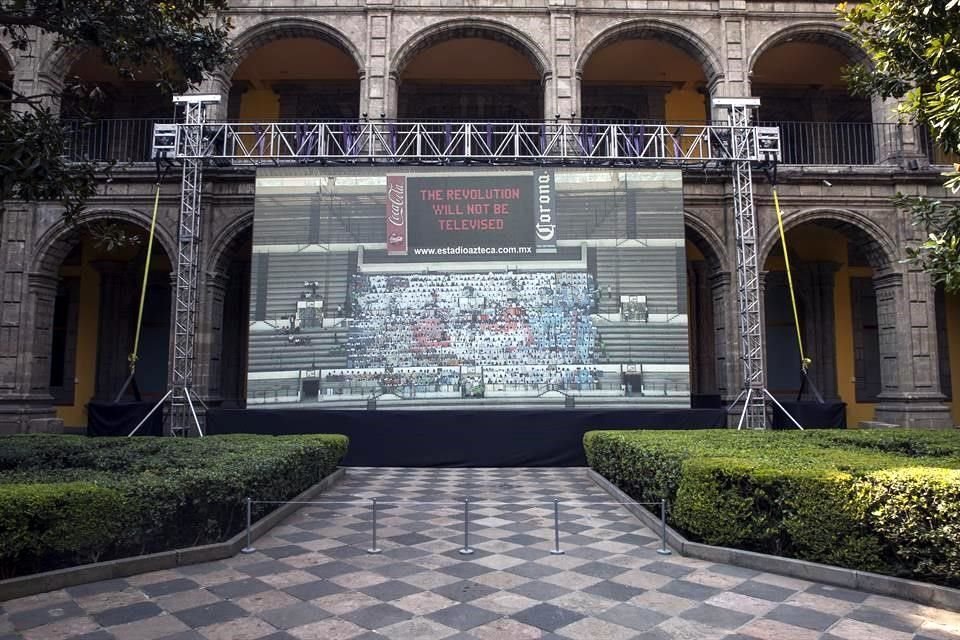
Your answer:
(387, 181), (405, 226)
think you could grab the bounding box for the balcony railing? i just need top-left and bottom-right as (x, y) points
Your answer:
(62, 118), (173, 163)
(59, 117), (946, 167)
(917, 127), (960, 167)
(761, 121), (903, 166)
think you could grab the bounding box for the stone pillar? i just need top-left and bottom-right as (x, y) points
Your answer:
(689, 261), (716, 395)
(195, 71), (233, 121)
(366, 11), (392, 119)
(358, 71), (370, 118)
(873, 271), (953, 427)
(550, 10), (575, 120)
(718, 15), (747, 106)
(798, 262), (840, 400)
(869, 97), (911, 166)
(710, 271), (737, 402)
(92, 261), (136, 401)
(10, 30), (63, 114)
(197, 271), (228, 406)
(0, 205), (63, 433)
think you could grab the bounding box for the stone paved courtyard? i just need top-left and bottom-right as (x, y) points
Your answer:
(1, 467), (959, 640)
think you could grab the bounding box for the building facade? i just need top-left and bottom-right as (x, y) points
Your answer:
(1, 0), (958, 432)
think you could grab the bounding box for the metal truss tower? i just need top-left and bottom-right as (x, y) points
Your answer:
(715, 98), (800, 430)
(132, 94), (220, 437)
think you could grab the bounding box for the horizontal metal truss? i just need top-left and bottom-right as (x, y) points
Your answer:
(167, 121), (780, 165)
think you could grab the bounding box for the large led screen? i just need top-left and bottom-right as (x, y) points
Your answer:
(248, 167), (690, 409)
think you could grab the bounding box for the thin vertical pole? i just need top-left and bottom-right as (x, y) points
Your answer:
(367, 497), (382, 554)
(657, 499), (672, 556)
(551, 498), (564, 555)
(459, 498), (474, 555)
(241, 497), (255, 554)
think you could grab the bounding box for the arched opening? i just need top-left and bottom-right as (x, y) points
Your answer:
(228, 36), (360, 120)
(208, 224), (253, 408)
(762, 219), (893, 426)
(396, 33), (543, 120)
(751, 35), (875, 164)
(44, 221), (172, 428)
(60, 49), (169, 161)
(581, 38), (709, 123)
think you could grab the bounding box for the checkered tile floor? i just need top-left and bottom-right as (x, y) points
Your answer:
(2, 468), (959, 640)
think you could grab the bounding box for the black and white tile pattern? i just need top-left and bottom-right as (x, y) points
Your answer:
(1, 468), (958, 640)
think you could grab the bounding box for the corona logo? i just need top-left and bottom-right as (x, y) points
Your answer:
(536, 173), (556, 242)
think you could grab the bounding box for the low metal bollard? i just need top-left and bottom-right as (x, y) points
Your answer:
(459, 498), (474, 555)
(241, 497), (256, 554)
(367, 497), (382, 554)
(657, 498), (672, 556)
(550, 498), (564, 555)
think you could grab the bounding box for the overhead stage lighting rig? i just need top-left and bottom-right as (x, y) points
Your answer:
(152, 99), (786, 434)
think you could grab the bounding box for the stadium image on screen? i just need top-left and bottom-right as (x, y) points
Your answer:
(247, 167), (690, 409)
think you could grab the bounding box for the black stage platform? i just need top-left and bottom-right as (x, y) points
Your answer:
(206, 408), (727, 467)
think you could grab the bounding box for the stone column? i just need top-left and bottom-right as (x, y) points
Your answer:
(195, 71), (232, 121)
(869, 97), (913, 166)
(718, 14), (748, 105)
(550, 9), (575, 120)
(710, 271), (737, 402)
(873, 271), (953, 427)
(366, 10), (392, 119)
(357, 71), (370, 118)
(0, 205), (63, 433)
(798, 262), (840, 400)
(197, 271), (228, 406)
(689, 261), (717, 395)
(10, 30), (63, 114)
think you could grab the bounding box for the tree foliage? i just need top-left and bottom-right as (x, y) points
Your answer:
(839, 0), (960, 162)
(839, 0), (960, 292)
(0, 0), (232, 218)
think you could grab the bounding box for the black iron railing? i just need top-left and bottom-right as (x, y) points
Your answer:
(761, 120), (903, 166)
(62, 117), (173, 163)
(917, 127), (960, 166)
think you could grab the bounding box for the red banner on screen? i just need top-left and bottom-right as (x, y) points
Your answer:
(385, 175), (408, 255)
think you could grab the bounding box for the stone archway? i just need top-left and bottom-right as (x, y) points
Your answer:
(391, 19), (550, 120)
(748, 23), (870, 76)
(577, 20), (724, 86)
(749, 24), (877, 164)
(227, 19), (363, 120)
(29, 210), (177, 426)
(758, 207), (949, 427)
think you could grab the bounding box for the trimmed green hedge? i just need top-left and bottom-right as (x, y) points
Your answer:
(0, 434), (348, 578)
(584, 429), (960, 587)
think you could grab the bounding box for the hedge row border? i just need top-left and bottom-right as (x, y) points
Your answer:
(0, 467), (346, 602)
(587, 468), (960, 613)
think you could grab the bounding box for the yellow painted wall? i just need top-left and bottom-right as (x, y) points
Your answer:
(238, 88), (280, 121)
(764, 226), (876, 426)
(665, 88), (706, 124)
(56, 239), (100, 427)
